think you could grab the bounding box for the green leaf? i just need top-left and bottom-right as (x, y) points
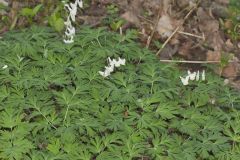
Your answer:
(47, 139), (61, 155)
(156, 102), (179, 120)
(54, 18), (65, 32)
(32, 4), (43, 16)
(110, 20), (124, 31)
(20, 4), (42, 18)
(20, 8), (34, 17)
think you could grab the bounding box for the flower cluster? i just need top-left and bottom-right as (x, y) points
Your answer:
(99, 57), (126, 77)
(180, 70), (205, 85)
(63, 0), (83, 44)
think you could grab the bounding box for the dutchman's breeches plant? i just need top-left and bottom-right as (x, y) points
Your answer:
(99, 57), (126, 77)
(63, 0), (83, 44)
(180, 70), (206, 85)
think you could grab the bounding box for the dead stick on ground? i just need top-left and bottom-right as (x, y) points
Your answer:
(156, 5), (198, 55)
(160, 60), (219, 64)
(177, 31), (205, 40)
(146, 8), (162, 48)
(159, 59), (235, 64)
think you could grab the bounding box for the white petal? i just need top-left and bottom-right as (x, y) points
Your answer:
(107, 57), (113, 64)
(202, 70), (205, 81)
(64, 16), (72, 26)
(70, 2), (76, 9)
(196, 71), (200, 81)
(64, 4), (71, 11)
(105, 65), (114, 73)
(99, 71), (107, 77)
(105, 70), (111, 76)
(65, 26), (75, 36)
(180, 76), (190, 86)
(69, 12), (76, 22)
(118, 58), (126, 66)
(63, 37), (74, 44)
(114, 61), (121, 67)
(2, 65), (8, 69)
(187, 70), (196, 81)
(99, 71), (110, 77)
(77, 0), (83, 8)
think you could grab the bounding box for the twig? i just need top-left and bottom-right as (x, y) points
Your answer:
(137, 15), (154, 24)
(178, 31), (205, 40)
(156, 26), (180, 56)
(159, 59), (235, 64)
(146, 8), (162, 48)
(156, 4), (198, 55)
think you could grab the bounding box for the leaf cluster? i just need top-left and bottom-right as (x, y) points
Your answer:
(0, 26), (240, 160)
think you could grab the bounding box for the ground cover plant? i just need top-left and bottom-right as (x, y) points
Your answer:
(0, 26), (240, 160)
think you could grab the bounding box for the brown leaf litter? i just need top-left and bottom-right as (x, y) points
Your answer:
(94, 0), (239, 88)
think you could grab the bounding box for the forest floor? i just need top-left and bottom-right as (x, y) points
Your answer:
(83, 0), (240, 89)
(0, 1), (240, 160)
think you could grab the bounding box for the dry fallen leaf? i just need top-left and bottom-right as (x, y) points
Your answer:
(178, 42), (192, 57)
(206, 50), (221, 61)
(121, 11), (140, 26)
(221, 61), (239, 78)
(157, 14), (180, 38)
(157, 15), (174, 38)
(207, 50), (239, 78)
(225, 39), (234, 49)
(120, 0), (142, 26)
(159, 44), (178, 59)
(197, 7), (224, 51)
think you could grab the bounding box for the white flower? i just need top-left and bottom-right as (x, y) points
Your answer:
(63, 36), (74, 44)
(196, 70), (200, 81)
(2, 65), (8, 69)
(99, 57), (126, 77)
(65, 0), (83, 22)
(77, 0), (83, 8)
(107, 57), (126, 67)
(63, 0), (83, 44)
(187, 70), (196, 81)
(99, 71), (110, 77)
(65, 4), (77, 22)
(115, 57), (126, 67)
(64, 16), (72, 26)
(180, 70), (206, 86)
(65, 25), (75, 37)
(105, 65), (114, 73)
(202, 70), (205, 81)
(107, 57), (116, 67)
(180, 76), (190, 86)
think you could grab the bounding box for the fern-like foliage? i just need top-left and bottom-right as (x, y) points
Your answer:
(0, 26), (239, 159)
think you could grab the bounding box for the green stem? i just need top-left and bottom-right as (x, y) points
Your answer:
(63, 104), (70, 125)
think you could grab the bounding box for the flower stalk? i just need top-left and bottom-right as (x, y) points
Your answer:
(63, 0), (83, 44)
